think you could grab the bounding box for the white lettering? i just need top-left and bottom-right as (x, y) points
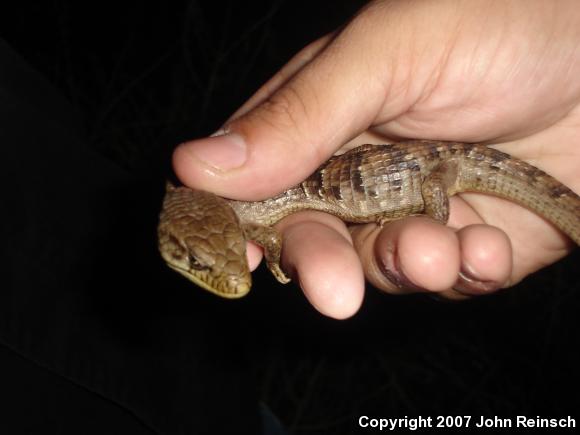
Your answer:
(517, 416), (576, 428)
(475, 416), (511, 428)
(358, 415), (433, 430)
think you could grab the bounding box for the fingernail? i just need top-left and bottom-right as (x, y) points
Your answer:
(181, 132), (247, 171)
(379, 250), (425, 292)
(453, 269), (499, 295)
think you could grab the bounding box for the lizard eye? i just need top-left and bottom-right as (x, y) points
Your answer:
(188, 254), (209, 271)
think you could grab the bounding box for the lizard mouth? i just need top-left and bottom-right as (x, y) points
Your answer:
(166, 263), (251, 298)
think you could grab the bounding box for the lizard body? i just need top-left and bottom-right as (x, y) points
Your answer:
(158, 140), (580, 297)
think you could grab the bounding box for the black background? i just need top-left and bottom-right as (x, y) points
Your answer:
(1, 1), (579, 434)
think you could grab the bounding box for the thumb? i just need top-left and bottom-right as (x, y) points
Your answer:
(172, 4), (415, 200)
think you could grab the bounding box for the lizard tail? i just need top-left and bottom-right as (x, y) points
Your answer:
(459, 145), (580, 245)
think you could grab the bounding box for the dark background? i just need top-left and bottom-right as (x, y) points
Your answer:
(2, 1), (579, 434)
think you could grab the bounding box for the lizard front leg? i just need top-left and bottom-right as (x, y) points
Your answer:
(241, 223), (291, 284)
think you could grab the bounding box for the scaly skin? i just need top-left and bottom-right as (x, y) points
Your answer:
(158, 140), (580, 298)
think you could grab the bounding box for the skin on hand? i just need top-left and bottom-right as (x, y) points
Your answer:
(173, 0), (580, 319)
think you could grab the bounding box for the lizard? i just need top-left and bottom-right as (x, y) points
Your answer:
(157, 140), (580, 298)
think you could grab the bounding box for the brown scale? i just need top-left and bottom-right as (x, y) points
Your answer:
(159, 140), (580, 297)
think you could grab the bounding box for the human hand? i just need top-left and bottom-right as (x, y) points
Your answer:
(173, 0), (580, 318)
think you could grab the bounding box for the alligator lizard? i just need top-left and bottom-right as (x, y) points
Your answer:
(158, 140), (580, 298)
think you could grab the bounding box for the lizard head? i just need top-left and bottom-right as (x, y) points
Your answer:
(158, 184), (251, 298)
